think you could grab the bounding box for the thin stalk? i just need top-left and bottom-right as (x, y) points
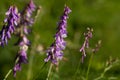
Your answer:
(26, 50), (34, 80)
(46, 63), (53, 80)
(27, 35), (39, 80)
(32, 63), (47, 80)
(3, 56), (20, 80)
(94, 70), (105, 80)
(86, 53), (93, 80)
(73, 59), (81, 80)
(3, 69), (12, 80)
(94, 66), (110, 80)
(27, 6), (41, 80)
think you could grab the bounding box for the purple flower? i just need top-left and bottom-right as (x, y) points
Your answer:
(13, 0), (36, 76)
(13, 64), (21, 77)
(13, 35), (29, 77)
(44, 6), (71, 65)
(26, 0), (36, 18)
(0, 6), (19, 46)
(22, 0), (36, 27)
(80, 28), (93, 62)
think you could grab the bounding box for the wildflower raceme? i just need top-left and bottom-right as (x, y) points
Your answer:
(13, 35), (29, 76)
(21, 0), (36, 34)
(0, 6), (19, 46)
(44, 6), (71, 65)
(80, 28), (93, 62)
(13, 0), (36, 76)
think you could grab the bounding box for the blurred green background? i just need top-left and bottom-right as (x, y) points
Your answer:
(0, 0), (120, 80)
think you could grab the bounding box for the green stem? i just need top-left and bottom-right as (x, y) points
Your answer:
(3, 69), (12, 80)
(27, 52), (34, 80)
(27, 35), (39, 80)
(32, 63), (47, 80)
(94, 71), (105, 80)
(73, 59), (81, 80)
(27, 6), (41, 80)
(46, 63), (53, 80)
(86, 53), (93, 80)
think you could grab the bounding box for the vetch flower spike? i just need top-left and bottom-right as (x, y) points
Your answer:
(1, 0), (37, 78)
(0, 6), (19, 46)
(80, 27), (93, 62)
(44, 6), (71, 65)
(22, 0), (36, 28)
(13, 0), (36, 77)
(13, 35), (29, 77)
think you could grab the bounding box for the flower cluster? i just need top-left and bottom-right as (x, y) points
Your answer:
(0, 0), (36, 77)
(12, 0), (36, 76)
(80, 27), (93, 62)
(22, 0), (36, 34)
(13, 35), (29, 76)
(0, 6), (19, 46)
(44, 6), (71, 65)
